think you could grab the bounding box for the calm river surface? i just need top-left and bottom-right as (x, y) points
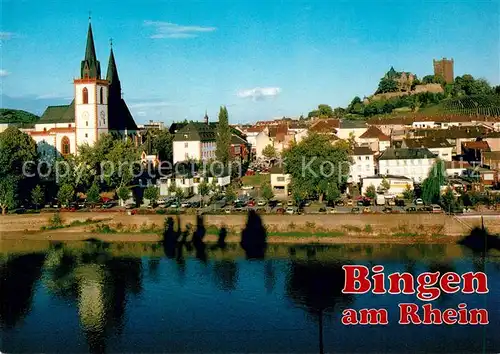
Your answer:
(1, 241), (499, 353)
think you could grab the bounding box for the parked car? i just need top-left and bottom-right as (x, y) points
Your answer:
(319, 207), (327, 213)
(351, 207), (361, 213)
(346, 200), (353, 206)
(257, 199), (267, 206)
(241, 185), (254, 190)
(327, 207), (337, 214)
(382, 207), (393, 214)
(268, 200), (278, 208)
(125, 202), (135, 209)
(406, 206), (417, 213)
(181, 201), (191, 208)
(287, 200), (294, 207)
(415, 198), (424, 205)
(247, 200), (256, 207)
(285, 207), (295, 215)
(431, 204), (443, 213)
(169, 202), (180, 208)
(357, 200), (364, 206)
(276, 207), (285, 214)
(363, 207), (372, 213)
(224, 207), (232, 214)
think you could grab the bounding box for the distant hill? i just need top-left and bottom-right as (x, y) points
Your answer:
(0, 108), (40, 124)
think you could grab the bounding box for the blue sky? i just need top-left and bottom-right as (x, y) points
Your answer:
(1, 0), (499, 125)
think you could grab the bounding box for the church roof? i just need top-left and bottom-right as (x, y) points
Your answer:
(38, 101), (75, 124)
(106, 47), (120, 88)
(81, 22), (101, 79)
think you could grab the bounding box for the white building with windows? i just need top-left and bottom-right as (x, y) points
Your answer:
(349, 147), (376, 184)
(270, 165), (291, 196)
(377, 148), (437, 183)
(172, 122), (216, 163)
(159, 175), (231, 196)
(401, 137), (453, 161)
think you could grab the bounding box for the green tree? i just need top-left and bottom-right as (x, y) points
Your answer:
(402, 184), (415, 200)
(168, 181), (177, 196)
(215, 106), (231, 166)
(325, 182), (340, 203)
(57, 184), (75, 206)
(117, 186), (130, 205)
(0, 127), (38, 206)
(0, 176), (17, 215)
(441, 188), (458, 213)
(198, 181), (210, 197)
(307, 104), (335, 118)
(262, 144), (277, 160)
(86, 183), (101, 206)
(282, 133), (350, 202)
(225, 185), (236, 204)
(261, 182), (274, 200)
(144, 129), (174, 162)
(31, 185), (44, 210)
(380, 178), (390, 192)
(364, 184), (376, 200)
(376, 77), (398, 94)
(175, 187), (185, 200)
(421, 159), (447, 204)
(144, 185), (159, 205)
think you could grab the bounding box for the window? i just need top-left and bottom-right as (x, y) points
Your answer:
(365, 156), (370, 160)
(277, 176), (285, 182)
(85, 121), (88, 127)
(184, 143), (188, 148)
(85, 133), (88, 138)
(68, 124), (72, 128)
(61, 136), (70, 155)
(100, 87), (104, 104)
(357, 156), (362, 161)
(82, 87), (88, 104)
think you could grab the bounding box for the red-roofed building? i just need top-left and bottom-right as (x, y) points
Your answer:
(358, 126), (391, 153)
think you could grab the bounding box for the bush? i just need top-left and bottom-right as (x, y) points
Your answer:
(364, 224), (373, 233)
(49, 213), (64, 229)
(156, 208), (166, 215)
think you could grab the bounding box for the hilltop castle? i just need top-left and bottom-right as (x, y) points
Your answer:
(28, 20), (138, 158)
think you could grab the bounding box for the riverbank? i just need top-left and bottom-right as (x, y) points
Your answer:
(0, 211), (495, 244)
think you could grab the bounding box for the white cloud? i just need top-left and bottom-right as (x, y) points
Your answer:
(129, 101), (172, 109)
(0, 69), (9, 77)
(144, 21), (216, 39)
(0, 32), (15, 40)
(35, 93), (69, 100)
(237, 87), (282, 101)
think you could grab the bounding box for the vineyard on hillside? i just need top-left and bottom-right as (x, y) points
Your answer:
(441, 95), (500, 116)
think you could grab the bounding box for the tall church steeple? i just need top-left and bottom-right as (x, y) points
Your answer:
(106, 43), (121, 99)
(81, 20), (101, 79)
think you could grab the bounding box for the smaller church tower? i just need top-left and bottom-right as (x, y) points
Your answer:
(74, 20), (109, 148)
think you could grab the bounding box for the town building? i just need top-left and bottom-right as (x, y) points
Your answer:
(336, 120), (368, 142)
(462, 140), (491, 165)
(378, 147), (437, 183)
(173, 122), (216, 163)
(270, 165), (291, 196)
(445, 161), (472, 177)
(481, 151), (500, 170)
(358, 126), (391, 153)
(349, 147), (376, 184)
(401, 137), (454, 161)
(28, 21), (138, 158)
(361, 175), (414, 196)
(159, 175), (231, 196)
(433, 58), (454, 84)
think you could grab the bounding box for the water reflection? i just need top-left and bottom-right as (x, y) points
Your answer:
(2, 234), (500, 353)
(0, 253), (45, 329)
(212, 260), (239, 292)
(41, 243), (143, 353)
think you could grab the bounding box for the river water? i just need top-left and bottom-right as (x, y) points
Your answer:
(1, 242), (499, 353)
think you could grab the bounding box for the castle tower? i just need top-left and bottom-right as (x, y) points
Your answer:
(433, 58), (454, 84)
(74, 20), (109, 148)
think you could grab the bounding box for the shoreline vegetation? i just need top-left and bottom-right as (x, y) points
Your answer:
(1, 211), (498, 245)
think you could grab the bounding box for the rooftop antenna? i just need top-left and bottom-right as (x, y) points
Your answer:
(88, 11), (92, 23)
(109, 38), (113, 48)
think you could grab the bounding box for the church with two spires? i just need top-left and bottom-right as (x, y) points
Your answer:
(29, 21), (138, 157)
